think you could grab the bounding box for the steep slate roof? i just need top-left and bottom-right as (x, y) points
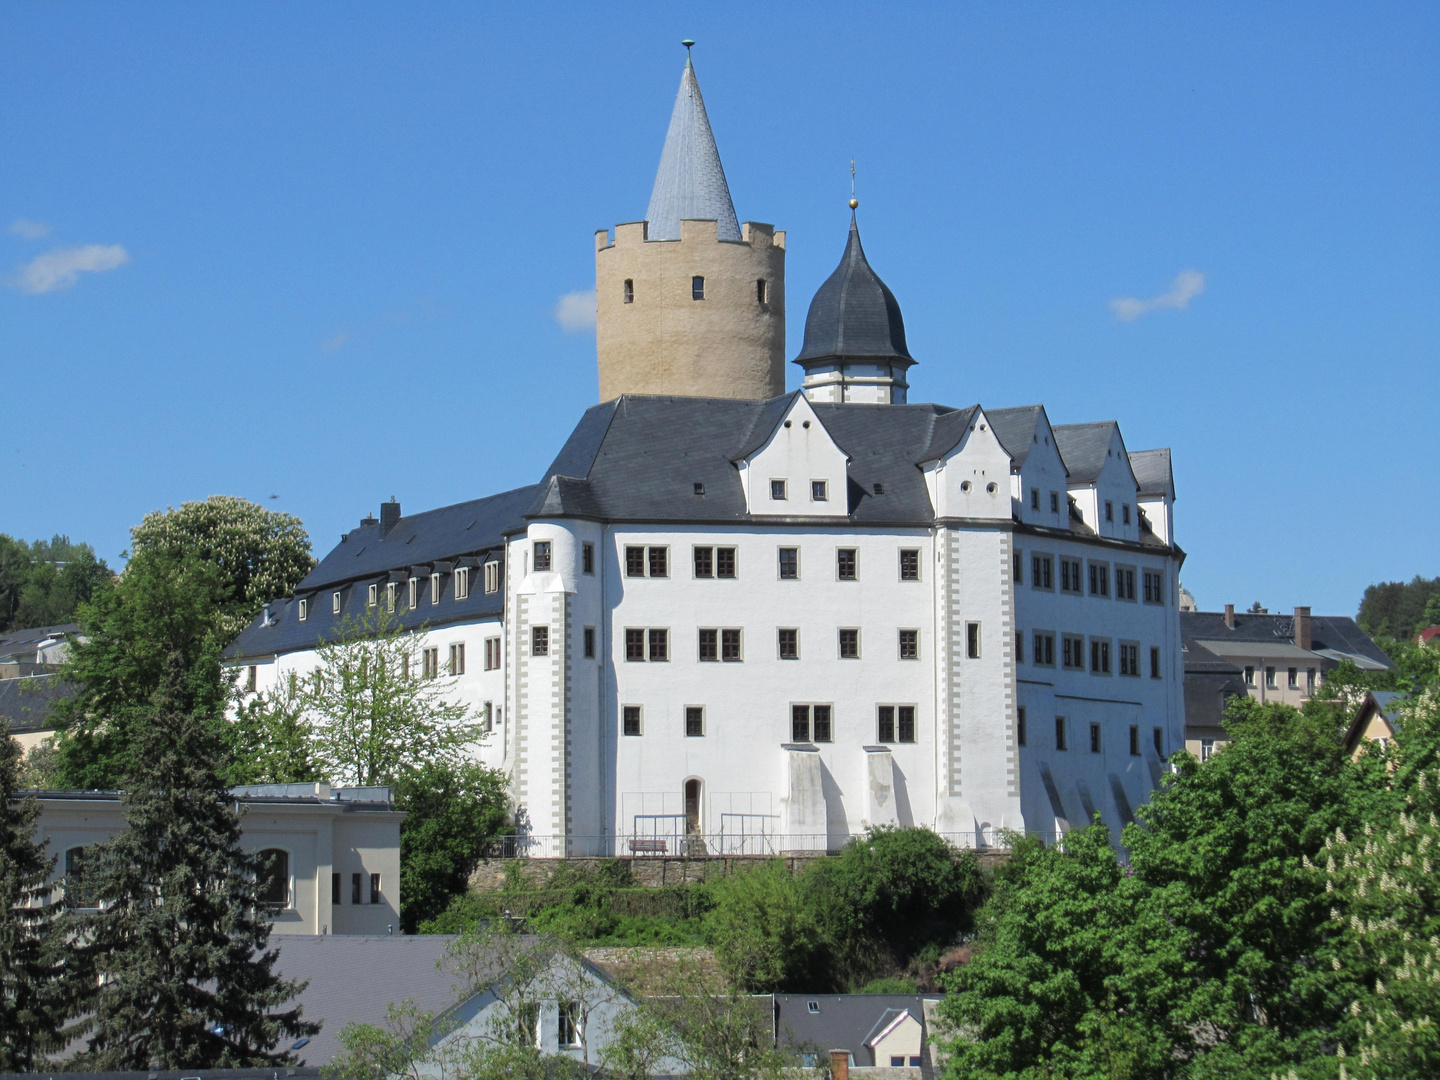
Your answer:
(793, 216), (915, 369)
(1182, 639), (1247, 734)
(1052, 421), (1127, 485)
(0, 673), (72, 732)
(1129, 448), (1174, 496)
(0, 623), (78, 662)
(986, 405), (1052, 471)
(644, 56), (741, 242)
(773, 993), (939, 1066)
(1179, 611), (1393, 670)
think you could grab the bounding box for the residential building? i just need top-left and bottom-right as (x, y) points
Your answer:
(0, 622), (78, 754)
(1342, 690), (1407, 761)
(226, 51), (1186, 854)
(773, 993), (942, 1074)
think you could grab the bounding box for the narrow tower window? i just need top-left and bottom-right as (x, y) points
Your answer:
(623, 278), (634, 304)
(692, 276), (705, 300)
(756, 278), (767, 304)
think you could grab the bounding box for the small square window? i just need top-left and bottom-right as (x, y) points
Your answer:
(839, 628), (859, 658)
(892, 1057), (906, 1068)
(693, 481), (705, 496)
(811, 480), (828, 502)
(686, 706), (704, 737)
(692, 275), (705, 300)
(532, 627), (549, 656)
(872, 482), (884, 495)
(582, 542), (594, 574)
(770, 479), (787, 501)
(898, 629), (919, 660)
(909, 1057), (922, 1068)
(837, 548), (857, 580)
(778, 628), (799, 660)
(533, 541), (552, 572)
(899, 549), (920, 581)
(779, 548), (799, 579)
(623, 706), (642, 736)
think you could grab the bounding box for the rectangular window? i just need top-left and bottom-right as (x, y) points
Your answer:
(332, 872), (341, 904)
(1244, 665), (1255, 687)
(899, 629), (919, 660)
(778, 628), (799, 659)
(1013, 550), (1023, 585)
(1090, 638), (1111, 674)
(1032, 554), (1054, 590)
(1055, 716), (1067, 751)
(1015, 631), (1024, 664)
(878, 705), (895, 743)
(431, 572), (442, 605)
(370, 873), (382, 904)
(533, 541), (551, 572)
(770, 479), (787, 501)
(1017, 707), (1027, 747)
(1143, 569), (1164, 604)
(625, 546), (645, 577)
(352, 873), (362, 904)
(368, 583), (378, 608)
(1118, 643), (1138, 677)
(1062, 635), (1085, 670)
(406, 578), (417, 610)
(686, 706), (705, 737)
(1034, 632), (1055, 667)
(333, 590), (342, 615)
(1307, 668), (1316, 695)
(1123, 504), (1132, 525)
(385, 582), (397, 612)
(716, 547), (736, 578)
(694, 546), (713, 577)
(1287, 667), (1299, 690)
(559, 1002), (582, 1049)
(698, 628), (718, 661)
(1031, 488), (1040, 510)
(1050, 491), (1060, 513)
(644, 547), (666, 577)
(1090, 722), (1102, 753)
(899, 549), (920, 581)
(583, 627), (595, 659)
(582, 542), (594, 574)
(792, 704), (810, 742)
(1060, 558), (1083, 594)
(1265, 666), (1277, 689)
(812, 704), (832, 743)
(623, 278), (634, 303)
(455, 567), (470, 600)
(622, 706), (641, 736)
(449, 642), (465, 675)
(876, 705), (916, 743)
(837, 548), (857, 580)
(1105, 501), (1114, 522)
(484, 561), (500, 594)
(721, 629), (742, 661)
(779, 547), (799, 579)
(648, 628), (669, 661)
(757, 278), (767, 303)
(1129, 725), (1140, 756)
(245, 665), (257, 693)
(966, 622), (981, 659)
(1115, 568), (1135, 601)
(532, 627), (549, 656)
(692, 275), (705, 300)
(1201, 739), (1215, 762)
(298, 597), (308, 622)
(898, 705), (915, 742)
(625, 628), (645, 661)
(485, 637), (501, 670)
(839, 628), (860, 659)
(423, 647), (439, 679)
(891, 1057), (905, 1068)
(811, 480), (828, 502)
(1150, 646), (1161, 679)
(1089, 562), (1109, 597)
(1153, 727), (1164, 756)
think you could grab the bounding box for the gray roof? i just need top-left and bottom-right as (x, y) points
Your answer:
(1179, 611), (1393, 670)
(1128, 448), (1173, 497)
(1052, 421), (1129, 486)
(644, 57), (741, 242)
(0, 673), (72, 732)
(0, 622), (78, 662)
(773, 994), (938, 1066)
(1181, 640), (1246, 734)
(794, 216), (914, 369)
(986, 405), (1052, 472)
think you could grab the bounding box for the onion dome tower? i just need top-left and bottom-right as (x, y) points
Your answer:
(595, 44), (786, 403)
(794, 205), (915, 404)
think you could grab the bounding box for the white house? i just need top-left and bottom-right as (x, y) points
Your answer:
(226, 52), (1185, 856)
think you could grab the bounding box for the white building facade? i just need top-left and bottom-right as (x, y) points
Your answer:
(226, 53), (1185, 856)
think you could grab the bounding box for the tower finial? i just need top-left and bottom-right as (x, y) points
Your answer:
(849, 158), (858, 210)
(682, 39), (695, 66)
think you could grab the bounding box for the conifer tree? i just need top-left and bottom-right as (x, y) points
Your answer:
(0, 719), (68, 1068)
(66, 655), (319, 1068)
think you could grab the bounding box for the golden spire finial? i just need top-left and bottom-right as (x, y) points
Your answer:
(849, 159), (859, 209)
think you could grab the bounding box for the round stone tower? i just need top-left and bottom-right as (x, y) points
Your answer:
(595, 53), (786, 402)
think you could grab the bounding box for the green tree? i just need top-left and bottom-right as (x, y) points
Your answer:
(0, 533), (114, 633)
(395, 759), (510, 932)
(0, 720), (70, 1068)
(230, 670), (322, 786)
(1359, 575), (1440, 642)
(704, 858), (821, 991)
(129, 495), (314, 640)
(64, 657), (318, 1068)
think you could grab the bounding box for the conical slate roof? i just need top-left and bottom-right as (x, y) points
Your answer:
(794, 215), (914, 368)
(644, 58), (741, 242)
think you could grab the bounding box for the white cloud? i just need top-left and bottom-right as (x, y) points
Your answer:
(554, 289), (597, 333)
(12, 244), (129, 294)
(321, 331), (350, 354)
(9, 219), (50, 239)
(1109, 269), (1206, 322)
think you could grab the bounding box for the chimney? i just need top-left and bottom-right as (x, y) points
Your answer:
(1224, 604), (1235, 629)
(380, 498), (401, 537)
(1293, 606), (1312, 651)
(829, 1050), (850, 1080)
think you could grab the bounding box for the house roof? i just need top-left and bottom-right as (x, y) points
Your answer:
(1128, 448), (1174, 497)
(643, 56), (741, 242)
(1179, 611), (1393, 669)
(986, 405), (1049, 471)
(1192, 640), (1318, 661)
(0, 673), (73, 732)
(0, 622), (78, 661)
(1343, 690), (1409, 751)
(793, 216), (914, 369)
(773, 993), (939, 1062)
(1052, 422), (1124, 485)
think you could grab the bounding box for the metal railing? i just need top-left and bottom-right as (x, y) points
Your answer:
(479, 828), (1053, 860)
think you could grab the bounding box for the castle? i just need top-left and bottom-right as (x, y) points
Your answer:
(228, 52), (1185, 855)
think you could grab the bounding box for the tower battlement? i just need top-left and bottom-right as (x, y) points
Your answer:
(596, 220), (786, 251)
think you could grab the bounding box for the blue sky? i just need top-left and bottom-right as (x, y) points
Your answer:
(2, 2), (1435, 617)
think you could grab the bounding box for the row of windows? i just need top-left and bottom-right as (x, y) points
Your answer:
(551, 626), (924, 662)
(1018, 552), (1165, 604)
(620, 277), (769, 305)
(331, 870), (383, 905)
(1020, 632), (1163, 678)
(620, 544), (924, 582)
(769, 478), (830, 502)
(1026, 489), (1138, 529)
(304, 563), (501, 623)
(1245, 664), (1317, 692)
(1017, 708), (1165, 757)
(619, 703), (919, 744)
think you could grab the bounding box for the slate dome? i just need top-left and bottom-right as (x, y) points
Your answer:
(794, 215), (915, 369)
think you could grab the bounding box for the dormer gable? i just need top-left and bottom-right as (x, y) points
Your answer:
(734, 393), (850, 516)
(1055, 421), (1142, 539)
(989, 404), (1069, 527)
(921, 406), (1014, 521)
(1129, 447), (1175, 544)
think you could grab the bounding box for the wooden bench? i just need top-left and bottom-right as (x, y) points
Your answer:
(628, 838), (668, 855)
